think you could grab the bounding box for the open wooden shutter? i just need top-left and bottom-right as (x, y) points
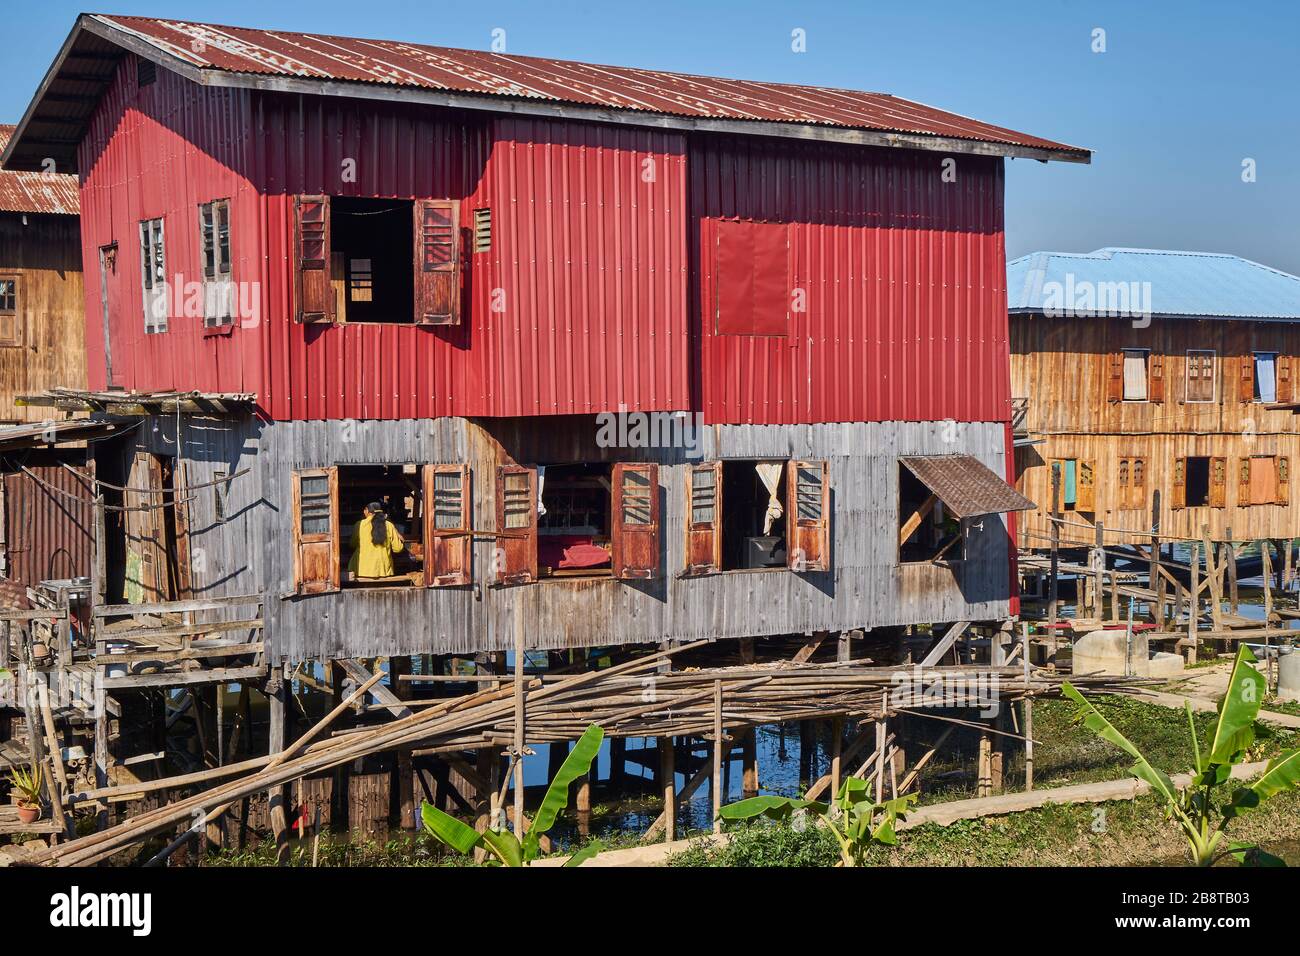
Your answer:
(1237, 458), (1252, 507)
(1279, 355), (1295, 403)
(1148, 353), (1165, 403)
(294, 195), (332, 324)
(414, 199), (461, 325)
(1239, 353), (1255, 402)
(1075, 460), (1096, 512)
(1210, 456), (1228, 508)
(424, 464), (472, 586)
(172, 461), (194, 599)
(125, 452), (168, 604)
(1278, 457), (1290, 506)
(611, 463), (659, 579)
(1106, 352), (1124, 402)
(494, 465), (537, 585)
(684, 461), (722, 576)
(1172, 458), (1186, 509)
(291, 468), (340, 594)
(786, 460), (830, 572)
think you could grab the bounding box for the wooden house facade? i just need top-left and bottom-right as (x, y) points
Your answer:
(4, 15), (1089, 665)
(1009, 248), (1300, 547)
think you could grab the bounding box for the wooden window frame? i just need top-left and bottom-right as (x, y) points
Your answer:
(425, 463), (473, 587)
(291, 467), (341, 594)
(787, 459), (830, 572)
(0, 274), (20, 347)
(494, 465), (538, 586)
(1185, 349), (1216, 403)
(683, 461), (722, 576)
(414, 199), (462, 326)
(611, 462), (660, 580)
(293, 195), (333, 324)
(139, 216), (167, 333)
(199, 198), (234, 328)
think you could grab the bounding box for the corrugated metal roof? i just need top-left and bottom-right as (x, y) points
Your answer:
(901, 454), (1035, 518)
(0, 13), (1089, 172)
(0, 124), (79, 215)
(1007, 248), (1300, 321)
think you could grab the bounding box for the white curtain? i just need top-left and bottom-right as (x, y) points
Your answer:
(536, 465), (547, 517)
(755, 462), (784, 534)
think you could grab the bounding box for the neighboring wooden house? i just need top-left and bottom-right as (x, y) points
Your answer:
(0, 124), (89, 593)
(3, 15), (1087, 664)
(1009, 247), (1300, 546)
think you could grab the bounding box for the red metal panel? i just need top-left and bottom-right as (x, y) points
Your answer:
(693, 135), (1010, 425)
(0, 125), (79, 215)
(714, 219), (788, 336)
(93, 16), (1084, 159)
(3, 454), (94, 587)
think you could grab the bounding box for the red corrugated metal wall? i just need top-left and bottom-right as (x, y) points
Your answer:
(692, 135), (1010, 425)
(76, 57), (1009, 428)
(79, 58), (263, 397)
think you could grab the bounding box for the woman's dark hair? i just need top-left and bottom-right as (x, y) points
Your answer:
(367, 502), (387, 546)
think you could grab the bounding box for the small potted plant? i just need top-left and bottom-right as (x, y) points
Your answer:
(8, 764), (44, 824)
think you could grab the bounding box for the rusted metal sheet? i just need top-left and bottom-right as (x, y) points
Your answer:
(901, 454), (1035, 518)
(0, 126), (79, 215)
(694, 135), (1012, 425)
(2, 453), (94, 587)
(90, 16), (1083, 158)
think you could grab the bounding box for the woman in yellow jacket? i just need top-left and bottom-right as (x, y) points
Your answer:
(348, 501), (405, 578)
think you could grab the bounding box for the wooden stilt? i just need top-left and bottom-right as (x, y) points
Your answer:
(1226, 528), (1239, 615)
(711, 680), (723, 835)
(1093, 518), (1105, 620)
(830, 716), (844, 797)
(1150, 490), (1164, 628)
(741, 728), (758, 797)
(267, 669), (289, 863)
(659, 735), (675, 843)
(1049, 464), (1061, 627)
(1187, 543), (1199, 666)
(512, 613), (525, 839)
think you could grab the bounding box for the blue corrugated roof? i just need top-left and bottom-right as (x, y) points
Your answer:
(1007, 248), (1300, 321)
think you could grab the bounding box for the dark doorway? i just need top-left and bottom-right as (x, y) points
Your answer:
(1186, 456), (1211, 507)
(720, 460), (786, 571)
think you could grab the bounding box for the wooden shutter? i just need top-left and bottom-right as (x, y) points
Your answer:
(1239, 353), (1255, 402)
(291, 468), (340, 594)
(1238, 458), (1252, 507)
(1148, 353), (1165, 402)
(1075, 460), (1096, 513)
(172, 461), (194, 599)
(294, 195), (332, 323)
(786, 460), (830, 572)
(684, 462), (722, 576)
(1172, 458), (1186, 509)
(1210, 456), (1228, 508)
(425, 464), (472, 587)
(611, 463), (660, 579)
(414, 199), (461, 325)
(1106, 352), (1124, 403)
(1278, 456), (1291, 506)
(1279, 355), (1295, 402)
(125, 452), (168, 603)
(494, 465), (537, 585)
(1116, 459), (1130, 510)
(1130, 457), (1146, 512)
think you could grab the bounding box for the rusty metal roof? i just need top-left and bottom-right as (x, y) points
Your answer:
(901, 455), (1035, 518)
(0, 125), (79, 215)
(1, 14), (1090, 172)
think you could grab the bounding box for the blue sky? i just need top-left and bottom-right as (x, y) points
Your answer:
(6, 1), (1297, 271)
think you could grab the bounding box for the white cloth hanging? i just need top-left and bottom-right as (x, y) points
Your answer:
(755, 462), (784, 534)
(536, 465), (547, 517)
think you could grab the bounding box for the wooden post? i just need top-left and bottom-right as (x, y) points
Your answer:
(93, 673), (109, 831)
(1187, 542), (1199, 665)
(830, 716), (844, 797)
(391, 655), (415, 830)
(1202, 527), (1223, 633)
(1151, 490), (1166, 628)
(874, 701), (886, 805)
(1093, 518), (1105, 620)
(267, 669), (290, 863)
(712, 680), (723, 835)
(1022, 622), (1034, 792)
(799, 720), (815, 785)
(977, 728), (992, 798)
(1262, 541), (1275, 626)
(512, 612), (525, 839)
(659, 736), (676, 843)
(741, 728), (758, 797)
(1049, 463), (1061, 626)
(1226, 528), (1239, 615)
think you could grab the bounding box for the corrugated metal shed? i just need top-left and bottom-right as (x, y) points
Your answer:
(1008, 248), (1300, 321)
(2, 452), (94, 587)
(0, 125), (79, 215)
(1, 13), (1089, 172)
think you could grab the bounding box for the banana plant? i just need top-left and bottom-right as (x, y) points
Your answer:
(420, 723), (604, 867)
(1063, 643), (1300, 867)
(720, 777), (918, 867)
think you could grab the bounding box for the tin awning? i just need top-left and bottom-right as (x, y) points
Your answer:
(900, 455), (1035, 518)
